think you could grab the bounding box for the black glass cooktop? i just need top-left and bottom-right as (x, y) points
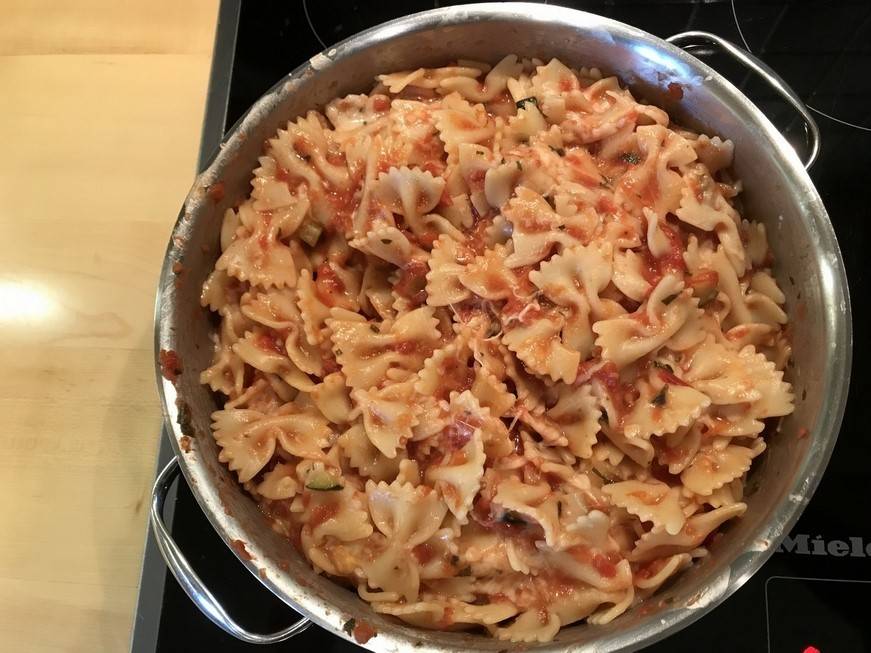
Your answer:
(132, 1), (870, 651)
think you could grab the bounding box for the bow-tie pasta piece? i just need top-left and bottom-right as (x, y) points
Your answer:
(622, 374), (711, 439)
(216, 203), (299, 289)
(434, 93), (495, 163)
(680, 440), (756, 497)
(426, 234), (472, 306)
(373, 166), (445, 236)
(593, 276), (699, 368)
(439, 55), (523, 103)
(352, 379), (421, 458)
(503, 187), (579, 267)
(256, 462), (299, 501)
(232, 329), (315, 392)
(211, 409), (277, 483)
(502, 309), (581, 384)
(630, 503), (747, 562)
(339, 423), (405, 483)
(377, 64), (484, 94)
(602, 480), (686, 535)
(546, 383), (602, 459)
(200, 308), (249, 397)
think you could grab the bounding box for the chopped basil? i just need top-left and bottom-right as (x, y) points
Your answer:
(652, 385), (669, 407)
(515, 96), (539, 110)
(343, 619), (356, 636)
(619, 152), (641, 165)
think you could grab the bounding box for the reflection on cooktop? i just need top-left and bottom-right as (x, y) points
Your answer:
(732, 0), (871, 130)
(766, 576), (871, 652)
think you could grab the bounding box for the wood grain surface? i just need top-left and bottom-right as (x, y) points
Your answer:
(0, 2), (218, 650)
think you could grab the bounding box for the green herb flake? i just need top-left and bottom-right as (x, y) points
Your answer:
(652, 385), (669, 407)
(619, 152), (641, 165)
(515, 96), (539, 110)
(343, 619), (357, 636)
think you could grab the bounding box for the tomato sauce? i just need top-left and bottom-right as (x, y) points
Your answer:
(412, 543), (436, 565)
(322, 356), (340, 376)
(231, 539), (254, 561)
(352, 620), (377, 644)
(639, 222), (686, 286)
(568, 545), (620, 578)
(325, 189), (355, 233)
(207, 181), (225, 203)
(158, 349), (182, 383)
(443, 419), (477, 451)
(391, 340), (423, 356)
(394, 258), (429, 306)
(314, 262), (346, 307)
(437, 356), (476, 399)
(635, 557), (669, 580)
(255, 331), (285, 354)
(592, 362), (631, 417)
(309, 502), (340, 528)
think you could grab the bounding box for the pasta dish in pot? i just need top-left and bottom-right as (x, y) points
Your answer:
(198, 55), (793, 643)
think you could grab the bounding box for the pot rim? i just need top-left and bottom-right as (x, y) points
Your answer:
(153, 4), (852, 651)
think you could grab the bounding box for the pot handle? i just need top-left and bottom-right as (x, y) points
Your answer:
(666, 30), (820, 170)
(150, 458), (311, 644)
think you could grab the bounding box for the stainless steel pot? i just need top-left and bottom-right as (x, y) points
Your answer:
(151, 4), (851, 651)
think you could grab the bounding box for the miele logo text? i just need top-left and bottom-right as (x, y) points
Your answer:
(778, 534), (871, 557)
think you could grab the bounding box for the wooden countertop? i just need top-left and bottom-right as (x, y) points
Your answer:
(0, 2), (218, 650)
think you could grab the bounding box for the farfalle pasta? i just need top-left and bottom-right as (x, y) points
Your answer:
(199, 56), (794, 643)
